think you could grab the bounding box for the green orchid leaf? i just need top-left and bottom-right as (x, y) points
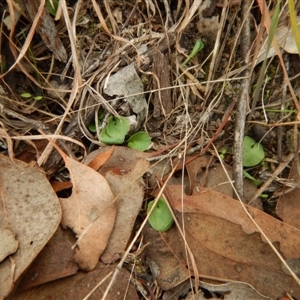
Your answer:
(147, 198), (174, 232)
(89, 111), (105, 132)
(88, 123), (97, 133)
(99, 128), (125, 145)
(183, 39), (205, 65)
(106, 116), (130, 140)
(127, 131), (151, 151)
(243, 136), (265, 167)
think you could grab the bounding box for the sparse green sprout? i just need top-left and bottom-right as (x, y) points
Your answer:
(46, 0), (59, 17)
(33, 95), (43, 101)
(127, 131), (151, 151)
(147, 198), (174, 232)
(260, 194), (269, 199)
(183, 39), (205, 66)
(89, 111), (105, 133)
(243, 170), (262, 186)
(20, 93), (43, 101)
(219, 148), (227, 160)
(243, 136), (265, 167)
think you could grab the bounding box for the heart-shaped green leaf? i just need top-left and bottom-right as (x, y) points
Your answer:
(99, 128), (125, 144)
(147, 198), (174, 232)
(127, 131), (151, 151)
(243, 136), (265, 167)
(100, 116), (130, 144)
(106, 116), (130, 140)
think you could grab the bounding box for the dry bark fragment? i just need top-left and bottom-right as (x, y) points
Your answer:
(152, 48), (172, 118)
(24, 0), (67, 62)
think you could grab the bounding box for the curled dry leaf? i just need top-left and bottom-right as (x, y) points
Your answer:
(144, 185), (300, 298)
(0, 154), (61, 298)
(59, 155), (116, 271)
(257, 16), (300, 65)
(85, 146), (150, 263)
(102, 158), (150, 262)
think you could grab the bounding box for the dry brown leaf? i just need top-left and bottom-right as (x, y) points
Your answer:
(276, 155), (300, 229)
(60, 155), (116, 271)
(0, 228), (18, 262)
(86, 146), (150, 263)
(101, 158), (150, 262)
(0, 154), (61, 298)
(85, 146), (150, 174)
(143, 224), (190, 290)
(167, 186), (300, 259)
(51, 180), (73, 192)
(195, 163), (262, 209)
(198, 281), (271, 300)
(88, 145), (115, 171)
(257, 17), (300, 64)
(51, 147), (115, 193)
(17, 227), (78, 291)
(10, 262), (139, 300)
(144, 185), (300, 298)
(185, 155), (214, 194)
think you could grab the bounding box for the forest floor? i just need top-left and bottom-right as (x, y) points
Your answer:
(1, 1), (300, 299)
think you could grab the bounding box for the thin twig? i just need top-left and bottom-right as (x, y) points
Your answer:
(232, 1), (252, 199)
(248, 153), (294, 205)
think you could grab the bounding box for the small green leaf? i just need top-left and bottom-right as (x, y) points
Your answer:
(243, 170), (262, 186)
(260, 193), (269, 199)
(243, 136), (265, 167)
(20, 92), (33, 98)
(106, 116), (130, 140)
(46, 0), (59, 16)
(127, 131), (151, 151)
(147, 198), (174, 232)
(33, 95), (43, 101)
(89, 123), (97, 133)
(89, 111), (105, 132)
(183, 39), (205, 65)
(99, 128), (124, 145)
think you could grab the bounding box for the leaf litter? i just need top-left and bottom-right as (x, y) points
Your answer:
(51, 143), (117, 271)
(144, 185), (300, 298)
(2, 1), (300, 299)
(0, 154), (61, 298)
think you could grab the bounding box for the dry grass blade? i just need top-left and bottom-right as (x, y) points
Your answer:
(1, 0), (45, 79)
(38, 0), (82, 166)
